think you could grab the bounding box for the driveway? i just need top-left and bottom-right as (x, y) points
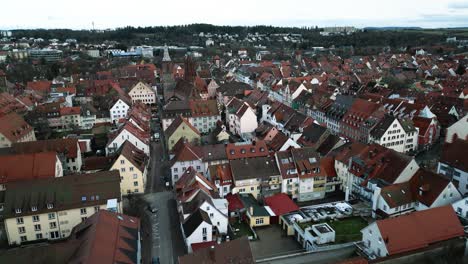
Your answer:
(249, 225), (304, 260)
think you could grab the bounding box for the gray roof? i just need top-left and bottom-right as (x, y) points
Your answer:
(230, 157), (280, 181)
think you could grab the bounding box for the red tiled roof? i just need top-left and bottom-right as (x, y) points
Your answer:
(226, 140), (269, 160)
(0, 152), (58, 184)
(190, 241), (216, 252)
(60, 106), (81, 116)
(13, 138), (80, 158)
(70, 210), (140, 264)
(226, 193), (244, 212)
(56, 87), (77, 94)
(376, 206), (464, 255)
(440, 139), (468, 172)
(264, 193), (299, 216)
(0, 112), (34, 143)
(27, 80), (51, 94)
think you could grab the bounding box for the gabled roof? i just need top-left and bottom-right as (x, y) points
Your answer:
(183, 209), (212, 237)
(3, 171), (121, 218)
(179, 237), (254, 264)
(226, 140), (268, 160)
(0, 112), (34, 143)
(69, 211), (140, 264)
(230, 156), (280, 181)
(0, 152), (58, 184)
(375, 206), (464, 255)
(165, 115), (200, 138)
(113, 141), (147, 173)
(409, 169), (452, 207)
(12, 138), (80, 158)
(440, 139), (468, 172)
(264, 193), (299, 216)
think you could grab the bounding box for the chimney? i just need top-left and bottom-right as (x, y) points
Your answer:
(249, 206), (254, 215)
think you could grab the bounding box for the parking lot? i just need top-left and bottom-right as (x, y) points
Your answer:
(249, 225), (304, 260)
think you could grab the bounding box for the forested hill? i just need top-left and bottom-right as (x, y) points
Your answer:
(9, 24), (468, 48)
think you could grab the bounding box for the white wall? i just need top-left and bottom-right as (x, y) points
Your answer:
(107, 130), (149, 155)
(361, 223), (389, 258)
(110, 99), (130, 123)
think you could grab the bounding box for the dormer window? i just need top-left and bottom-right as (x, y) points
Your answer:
(241, 149), (246, 154)
(31, 206), (37, 212)
(230, 150), (235, 155)
(81, 196), (87, 202)
(47, 203), (53, 209)
(15, 208), (22, 214)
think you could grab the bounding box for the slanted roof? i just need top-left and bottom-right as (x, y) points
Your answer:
(113, 141), (147, 173)
(239, 193), (270, 217)
(440, 139), (468, 172)
(375, 206), (464, 255)
(164, 115), (200, 138)
(3, 171), (121, 219)
(0, 152), (58, 184)
(178, 237), (254, 264)
(12, 138), (80, 158)
(183, 209), (212, 237)
(0, 112), (34, 143)
(264, 193), (299, 216)
(230, 156), (280, 181)
(226, 140), (268, 160)
(409, 169), (451, 207)
(69, 211), (140, 264)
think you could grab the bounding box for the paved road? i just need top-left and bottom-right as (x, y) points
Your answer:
(138, 100), (185, 263)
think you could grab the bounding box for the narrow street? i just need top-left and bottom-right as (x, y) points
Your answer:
(137, 99), (186, 264)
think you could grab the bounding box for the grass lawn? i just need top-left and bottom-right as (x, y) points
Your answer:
(231, 221), (254, 239)
(326, 217), (368, 243)
(299, 217), (368, 243)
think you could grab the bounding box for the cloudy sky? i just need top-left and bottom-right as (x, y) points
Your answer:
(1, 0), (468, 29)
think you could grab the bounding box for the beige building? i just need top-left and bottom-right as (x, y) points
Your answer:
(0, 112), (36, 148)
(3, 171), (121, 246)
(110, 141), (148, 195)
(165, 115), (201, 150)
(128, 81), (156, 105)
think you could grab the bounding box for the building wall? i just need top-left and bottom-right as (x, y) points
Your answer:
(361, 223), (389, 258)
(0, 130), (36, 148)
(438, 162), (468, 195)
(445, 115), (468, 143)
(189, 115), (221, 134)
(171, 160), (205, 185)
(232, 179), (261, 198)
(427, 182), (461, 209)
(65, 145), (82, 172)
(110, 155), (146, 195)
(249, 215), (270, 227)
(370, 119), (418, 153)
(129, 83), (156, 105)
(5, 202), (120, 245)
(61, 114), (81, 128)
(239, 108), (258, 134)
(186, 222), (212, 252)
(110, 99), (130, 123)
(199, 201), (228, 234)
(107, 130), (149, 155)
(298, 177), (326, 202)
(167, 124), (201, 150)
(281, 178), (299, 199)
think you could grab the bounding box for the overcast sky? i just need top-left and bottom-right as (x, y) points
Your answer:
(1, 0), (468, 29)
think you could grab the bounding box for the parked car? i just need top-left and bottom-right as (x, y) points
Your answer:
(147, 205), (158, 213)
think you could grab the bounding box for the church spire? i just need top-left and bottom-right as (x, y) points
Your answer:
(162, 44), (171, 62)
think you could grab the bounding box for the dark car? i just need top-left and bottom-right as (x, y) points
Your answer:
(147, 205), (158, 213)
